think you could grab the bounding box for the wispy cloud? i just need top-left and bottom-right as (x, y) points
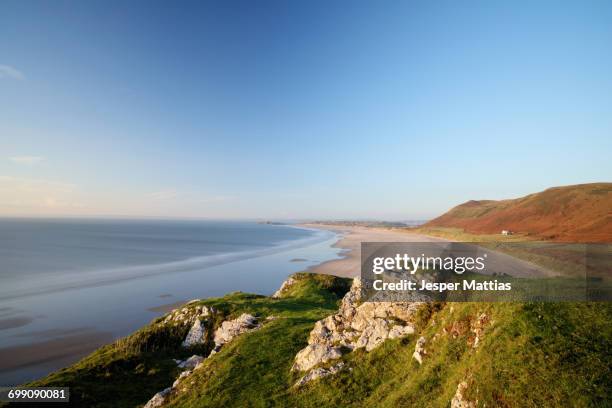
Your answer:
(0, 175), (75, 194)
(0, 175), (83, 212)
(199, 195), (233, 204)
(147, 190), (233, 205)
(0, 65), (25, 80)
(9, 156), (44, 165)
(149, 190), (179, 200)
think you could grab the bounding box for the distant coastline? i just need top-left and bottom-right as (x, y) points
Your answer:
(0, 220), (341, 386)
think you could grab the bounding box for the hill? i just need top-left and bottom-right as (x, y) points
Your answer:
(424, 183), (612, 242)
(16, 273), (611, 408)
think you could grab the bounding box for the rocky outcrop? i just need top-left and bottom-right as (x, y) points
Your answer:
(143, 387), (171, 408)
(272, 277), (296, 298)
(293, 278), (422, 374)
(412, 336), (427, 364)
(292, 277), (424, 385)
(213, 313), (260, 350)
(451, 380), (476, 408)
(177, 354), (204, 369)
(147, 311), (262, 407)
(163, 305), (214, 326)
(292, 344), (343, 372)
(294, 362), (347, 388)
(182, 319), (208, 347)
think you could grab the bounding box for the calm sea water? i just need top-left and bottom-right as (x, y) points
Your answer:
(0, 219), (341, 385)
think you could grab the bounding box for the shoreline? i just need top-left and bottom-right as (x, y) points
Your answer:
(2, 222), (563, 386)
(298, 224), (446, 278)
(0, 223), (338, 386)
(299, 224), (554, 279)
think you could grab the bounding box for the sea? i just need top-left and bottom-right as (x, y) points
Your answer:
(0, 218), (341, 385)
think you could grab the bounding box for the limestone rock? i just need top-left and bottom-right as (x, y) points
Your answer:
(182, 319), (207, 347)
(389, 324), (415, 339)
(294, 362), (346, 387)
(162, 304), (215, 326)
(272, 277), (296, 298)
(413, 336), (427, 364)
(471, 312), (490, 348)
(178, 354), (204, 369)
(213, 313), (260, 349)
(293, 277), (423, 372)
(172, 370), (192, 388)
(143, 387), (171, 408)
(292, 344), (342, 372)
(451, 381), (476, 408)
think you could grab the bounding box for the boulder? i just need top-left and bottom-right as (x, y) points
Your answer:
(291, 344), (342, 372)
(182, 319), (207, 347)
(143, 387), (171, 408)
(451, 381), (476, 408)
(412, 336), (427, 364)
(389, 324), (415, 339)
(178, 355), (204, 369)
(294, 362), (346, 387)
(213, 313), (260, 349)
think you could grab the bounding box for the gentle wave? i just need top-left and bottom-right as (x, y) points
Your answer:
(0, 226), (334, 302)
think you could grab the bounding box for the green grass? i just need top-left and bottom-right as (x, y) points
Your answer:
(13, 273), (349, 408)
(411, 226), (535, 242)
(14, 273), (612, 408)
(164, 277), (612, 408)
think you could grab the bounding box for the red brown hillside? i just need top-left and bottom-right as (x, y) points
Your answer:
(425, 183), (612, 242)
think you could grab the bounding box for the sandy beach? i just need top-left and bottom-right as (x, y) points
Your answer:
(300, 224), (554, 278)
(300, 224), (446, 278)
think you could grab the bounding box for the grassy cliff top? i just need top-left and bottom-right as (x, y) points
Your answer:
(15, 273), (612, 408)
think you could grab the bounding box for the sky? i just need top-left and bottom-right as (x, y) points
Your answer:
(1, 0), (611, 220)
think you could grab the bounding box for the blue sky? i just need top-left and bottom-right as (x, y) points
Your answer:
(1, 0), (611, 219)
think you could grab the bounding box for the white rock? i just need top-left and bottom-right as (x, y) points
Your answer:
(294, 362), (346, 387)
(272, 277), (296, 298)
(291, 344), (342, 372)
(412, 336), (427, 364)
(294, 277), (423, 371)
(213, 313), (260, 349)
(200, 305), (211, 316)
(172, 370), (192, 388)
(178, 354), (204, 369)
(389, 324), (415, 339)
(451, 381), (476, 408)
(143, 387), (171, 408)
(182, 319), (207, 347)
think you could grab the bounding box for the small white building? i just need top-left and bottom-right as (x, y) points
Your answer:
(501, 230), (513, 236)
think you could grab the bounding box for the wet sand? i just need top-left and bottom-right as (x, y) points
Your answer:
(0, 329), (114, 374)
(0, 316), (34, 331)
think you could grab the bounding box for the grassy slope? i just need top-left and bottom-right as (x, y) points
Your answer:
(423, 183), (612, 242)
(12, 274), (611, 408)
(13, 273), (349, 408)
(163, 278), (611, 408)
